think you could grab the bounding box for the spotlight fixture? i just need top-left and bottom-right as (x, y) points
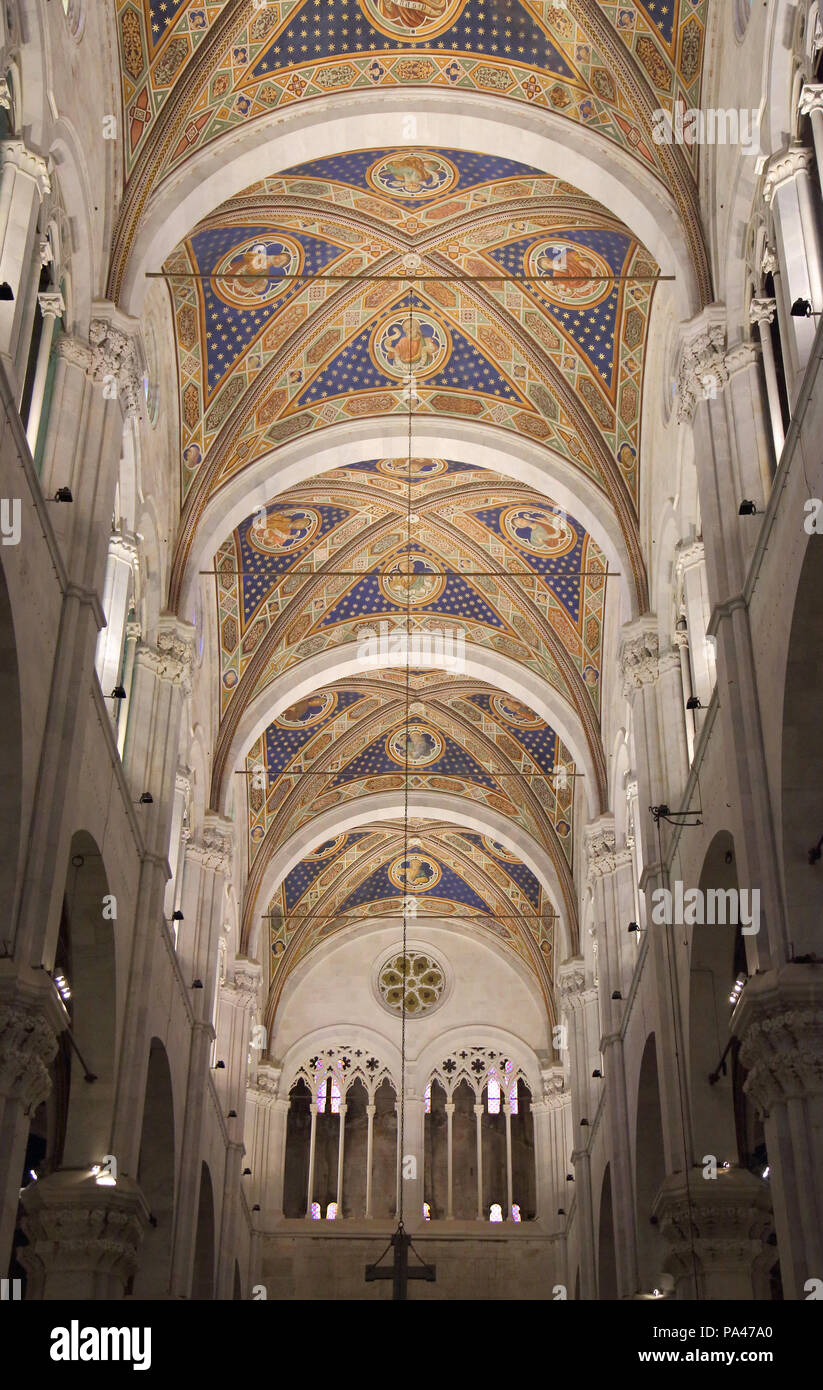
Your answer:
(243, 1168), (252, 1176)
(172, 909), (184, 921)
(53, 972), (71, 1002)
(252, 1204), (261, 1212)
(686, 695), (702, 711)
(106, 685), (127, 700)
(627, 921), (640, 933)
(191, 979), (203, 990)
(557, 1208), (566, 1216)
(611, 990), (623, 1000)
(729, 973), (747, 1007)
(214, 1060), (225, 1069)
(566, 1173), (575, 1182)
(650, 803), (702, 828)
(790, 297), (822, 317)
(738, 499), (759, 516)
(592, 1069), (603, 1078)
(49, 487), (73, 503)
(0, 281), (14, 300)
(138, 792), (153, 804)
(228, 1110), (238, 1118)
(580, 1118), (589, 1126)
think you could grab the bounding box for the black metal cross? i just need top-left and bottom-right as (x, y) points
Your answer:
(365, 1223), (436, 1300)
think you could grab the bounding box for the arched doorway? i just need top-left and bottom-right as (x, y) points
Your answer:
(192, 1162), (215, 1300)
(132, 1039), (176, 1299)
(598, 1164), (618, 1300)
(0, 557), (21, 947)
(635, 1034), (666, 1294)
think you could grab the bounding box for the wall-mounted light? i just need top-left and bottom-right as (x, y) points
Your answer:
(611, 990), (622, 1000)
(214, 1060), (225, 1069)
(592, 1069), (603, 1079)
(191, 979), (203, 990)
(557, 1208), (566, 1216)
(0, 282), (14, 300)
(172, 909), (184, 922)
(105, 685), (127, 701)
(791, 297), (822, 317)
(138, 793), (153, 804)
(47, 487), (73, 503)
(686, 695), (702, 711)
(580, 1118), (589, 1126)
(228, 1110), (237, 1118)
(738, 499), (760, 516)
(566, 1173), (575, 1182)
(627, 921), (640, 934)
(243, 1168), (252, 1176)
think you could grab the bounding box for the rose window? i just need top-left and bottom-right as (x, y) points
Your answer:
(378, 950), (445, 1016)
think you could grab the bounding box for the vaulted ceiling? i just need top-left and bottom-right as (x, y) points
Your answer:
(111, 1), (711, 1023)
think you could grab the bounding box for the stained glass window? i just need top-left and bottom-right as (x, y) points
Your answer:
(489, 1203), (503, 1223)
(487, 1077), (501, 1114)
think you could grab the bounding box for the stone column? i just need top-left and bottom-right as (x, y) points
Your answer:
(95, 528), (138, 716)
(675, 540), (715, 712)
(214, 959), (258, 1298)
(734, 964), (823, 1300)
(110, 617), (196, 1171)
(25, 289), (64, 454)
(11, 316), (139, 973)
(18, 1169), (150, 1301)
(585, 818), (640, 1297)
(558, 961), (599, 1297)
(444, 1101), (454, 1219)
(400, 1088), (425, 1225)
(365, 1101), (376, 1218)
(798, 84), (823, 199)
(245, 1064), (286, 1226)
(118, 618), (141, 759)
(749, 297), (785, 465)
(677, 309), (788, 963)
(531, 1064), (571, 1233)
(168, 814), (233, 1298)
(653, 1168), (773, 1300)
(0, 139), (50, 387)
(473, 1102), (484, 1220)
(763, 146), (823, 397)
(619, 618), (693, 1175)
(0, 962), (64, 1272)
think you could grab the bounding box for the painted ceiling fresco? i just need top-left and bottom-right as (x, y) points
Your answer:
(111, 3), (712, 1014)
(113, 2), (709, 261)
(263, 820), (559, 1014)
(166, 149), (656, 612)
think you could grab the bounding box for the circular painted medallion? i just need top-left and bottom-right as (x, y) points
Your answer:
(379, 553), (445, 607)
(366, 149), (458, 200)
(490, 693), (543, 729)
(277, 692), (337, 728)
(388, 852), (442, 894)
(387, 724), (443, 767)
(214, 236), (302, 309)
(378, 457), (449, 479)
(525, 237), (612, 309)
(372, 311), (449, 379)
(304, 834), (348, 860)
(360, 0), (466, 42)
(500, 505), (577, 558)
(480, 834), (521, 863)
(248, 506), (321, 554)
(377, 948), (446, 1017)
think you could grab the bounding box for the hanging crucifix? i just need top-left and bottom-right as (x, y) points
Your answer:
(364, 1221), (435, 1300)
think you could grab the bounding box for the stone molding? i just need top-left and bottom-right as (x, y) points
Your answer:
(37, 289), (65, 319)
(762, 143), (815, 204)
(584, 818), (617, 882)
(0, 137), (50, 196)
(799, 82), (823, 117)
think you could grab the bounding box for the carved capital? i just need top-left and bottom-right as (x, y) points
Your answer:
(557, 958), (587, 1001)
(136, 615), (196, 691)
(585, 817), (617, 883)
(749, 296), (777, 328)
(653, 1169), (772, 1278)
(735, 965), (823, 1114)
(18, 1173), (150, 1297)
(0, 998), (59, 1111)
(676, 309), (728, 422)
(232, 958), (261, 1001)
(619, 616), (660, 697)
(37, 290), (65, 320)
(188, 813), (233, 877)
(799, 83), (823, 117)
(540, 1064), (567, 1105)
